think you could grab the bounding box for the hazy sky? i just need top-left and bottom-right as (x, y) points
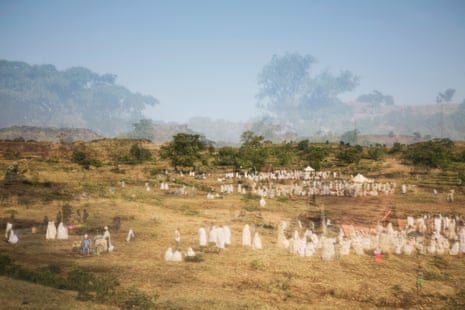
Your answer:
(1, 0), (464, 122)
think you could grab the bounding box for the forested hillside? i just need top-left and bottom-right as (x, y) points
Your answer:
(0, 60), (158, 136)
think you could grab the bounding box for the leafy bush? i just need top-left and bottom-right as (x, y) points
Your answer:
(336, 145), (363, 164)
(72, 148), (103, 169)
(403, 138), (455, 169)
(0, 255), (157, 308)
(424, 270), (449, 281)
(114, 287), (158, 310)
(72, 150), (89, 168)
(3, 149), (20, 159)
(367, 147), (385, 160)
(0, 254), (15, 275)
(129, 143), (152, 163)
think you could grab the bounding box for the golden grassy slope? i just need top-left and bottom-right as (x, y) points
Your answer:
(0, 144), (465, 309)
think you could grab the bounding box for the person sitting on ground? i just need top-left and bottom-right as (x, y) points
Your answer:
(164, 248), (173, 261)
(186, 247), (196, 257)
(7, 228), (19, 244)
(172, 248), (183, 262)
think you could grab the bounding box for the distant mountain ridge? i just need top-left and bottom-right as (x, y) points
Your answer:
(1, 59), (464, 145)
(0, 126), (101, 142)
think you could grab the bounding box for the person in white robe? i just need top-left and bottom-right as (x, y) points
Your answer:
(296, 237), (306, 256)
(242, 224), (251, 247)
(186, 247), (196, 257)
(305, 242), (315, 256)
(164, 247), (173, 261)
(199, 227), (207, 247)
(57, 222), (68, 240)
(428, 238), (437, 255)
(277, 221), (289, 249)
(126, 229), (135, 242)
(223, 225), (231, 246)
(321, 238), (335, 261)
(252, 231), (262, 250)
(293, 230), (300, 241)
(311, 233), (320, 248)
(171, 249), (183, 262)
(449, 238), (459, 255)
(459, 227), (465, 254)
(103, 226), (114, 252)
(259, 197), (266, 207)
(216, 226), (225, 249)
(340, 239), (351, 256)
(403, 243), (414, 256)
(208, 225), (217, 245)
(304, 229), (313, 242)
(5, 222), (13, 240)
(8, 229), (19, 244)
(46, 221), (57, 240)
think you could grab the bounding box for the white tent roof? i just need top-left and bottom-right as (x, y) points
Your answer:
(304, 166), (314, 172)
(351, 173), (372, 183)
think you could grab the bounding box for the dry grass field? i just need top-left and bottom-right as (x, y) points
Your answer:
(1, 141), (465, 309)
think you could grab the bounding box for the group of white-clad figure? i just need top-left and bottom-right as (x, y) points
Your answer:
(4, 219), (139, 257)
(208, 178), (395, 202)
(144, 169), (395, 200)
(164, 224), (263, 262)
(45, 221), (69, 240)
(4, 220), (69, 244)
(276, 214), (465, 261)
(164, 213), (465, 263)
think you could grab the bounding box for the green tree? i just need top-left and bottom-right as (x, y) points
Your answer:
(215, 146), (240, 168)
(403, 138), (455, 169)
(297, 140), (330, 170)
(238, 131), (269, 172)
(367, 145), (385, 160)
(276, 142), (296, 166)
(71, 148), (91, 169)
(160, 133), (205, 170)
(336, 145), (363, 165)
(389, 142), (403, 154)
(129, 143), (152, 163)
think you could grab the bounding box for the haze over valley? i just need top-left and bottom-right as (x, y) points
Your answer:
(1, 1), (464, 144)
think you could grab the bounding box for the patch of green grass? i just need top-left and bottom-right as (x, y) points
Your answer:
(250, 259), (267, 271)
(424, 270), (449, 281)
(0, 255), (157, 309)
(445, 289), (465, 309)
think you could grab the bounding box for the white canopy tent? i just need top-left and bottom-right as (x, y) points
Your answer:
(351, 173), (373, 183)
(304, 166), (315, 172)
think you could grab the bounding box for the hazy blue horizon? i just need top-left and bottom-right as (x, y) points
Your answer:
(1, 0), (464, 123)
